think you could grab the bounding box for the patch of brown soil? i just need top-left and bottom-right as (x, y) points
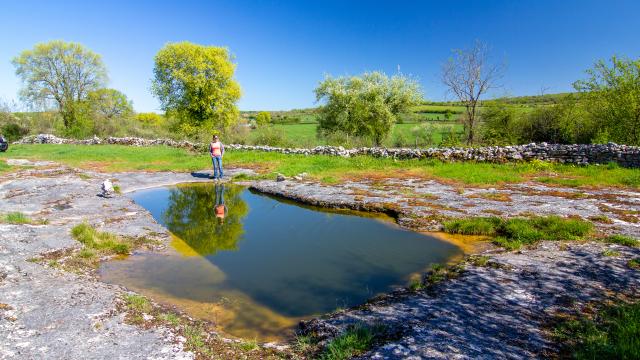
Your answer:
(467, 192), (512, 202)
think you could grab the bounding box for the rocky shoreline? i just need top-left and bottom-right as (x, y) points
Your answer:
(1, 161), (639, 358)
(17, 133), (640, 167)
(249, 178), (640, 358)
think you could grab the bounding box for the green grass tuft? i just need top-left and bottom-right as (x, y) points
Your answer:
(2, 212), (32, 224)
(70, 222), (130, 254)
(604, 234), (639, 247)
(321, 324), (378, 360)
(554, 302), (640, 359)
(444, 215), (593, 250)
(602, 249), (621, 257)
(158, 312), (181, 327)
(628, 258), (640, 269)
(442, 216), (500, 235)
(294, 334), (316, 353)
(183, 325), (208, 354)
(123, 294), (152, 313)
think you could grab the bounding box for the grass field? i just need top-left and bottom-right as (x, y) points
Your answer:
(1, 144), (638, 188)
(248, 122), (465, 148)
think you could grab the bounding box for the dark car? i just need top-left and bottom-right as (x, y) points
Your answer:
(0, 135), (8, 152)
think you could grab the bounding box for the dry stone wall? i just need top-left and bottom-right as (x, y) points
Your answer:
(16, 134), (640, 167)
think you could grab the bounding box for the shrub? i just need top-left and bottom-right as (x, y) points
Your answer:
(250, 125), (291, 147)
(479, 103), (520, 145)
(410, 123), (435, 147)
(254, 111), (271, 126)
(1, 123), (29, 141)
(320, 131), (372, 148)
(439, 126), (463, 147)
(219, 123), (250, 145)
(135, 112), (165, 126)
(391, 131), (411, 148)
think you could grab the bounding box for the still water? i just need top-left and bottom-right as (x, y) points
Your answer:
(99, 183), (462, 340)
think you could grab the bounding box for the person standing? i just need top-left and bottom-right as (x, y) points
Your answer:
(210, 135), (225, 180)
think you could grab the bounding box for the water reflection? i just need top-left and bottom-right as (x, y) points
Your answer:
(101, 184), (464, 340)
(163, 184), (248, 256)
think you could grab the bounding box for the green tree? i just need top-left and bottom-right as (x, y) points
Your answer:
(87, 88), (133, 120)
(315, 72), (422, 146)
(254, 111), (271, 126)
(135, 112), (165, 126)
(480, 103), (519, 145)
(151, 42), (241, 136)
(12, 40), (107, 129)
(574, 56), (640, 145)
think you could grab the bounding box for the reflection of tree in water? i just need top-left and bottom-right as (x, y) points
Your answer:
(163, 184), (249, 256)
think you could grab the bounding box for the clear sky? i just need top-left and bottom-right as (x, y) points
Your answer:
(1, 0), (639, 112)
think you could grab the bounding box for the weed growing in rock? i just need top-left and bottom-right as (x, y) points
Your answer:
(443, 215), (593, 250)
(71, 222), (130, 254)
(408, 278), (424, 291)
(321, 324), (381, 360)
(2, 212), (31, 224)
(426, 264), (448, 285)
(443, 216), (500, 235)
(628, 258), (640, 269)
(294, 334), (316, 353)
(602, 249), (621, 257)
(588, 214), (614, 224)
(468, 255), (490, 267)
(603, 234), (639, 247)
(554, 301), (640, 359)
(183, 325), (213, 356)
(158, 312), (181, 327)
(123, 294), (152, 313)
(236, 338), (259, 352)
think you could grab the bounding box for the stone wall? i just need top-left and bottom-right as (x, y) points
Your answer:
(16, 134), (640, 167)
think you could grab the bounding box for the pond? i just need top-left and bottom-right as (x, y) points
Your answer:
(99, 183), (463, 341)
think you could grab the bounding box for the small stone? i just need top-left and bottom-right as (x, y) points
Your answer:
(276, 174), (286, 182)
(101, 179), (115, 198)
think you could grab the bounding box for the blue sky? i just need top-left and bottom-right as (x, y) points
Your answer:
(1, 0), (639, 112)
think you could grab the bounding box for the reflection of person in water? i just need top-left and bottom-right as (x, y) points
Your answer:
(214, 184), (227, 224)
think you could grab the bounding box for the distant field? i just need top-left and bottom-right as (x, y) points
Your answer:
(247, 122), (465, 148)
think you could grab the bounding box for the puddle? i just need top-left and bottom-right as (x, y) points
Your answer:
(100, 183), (463, 341)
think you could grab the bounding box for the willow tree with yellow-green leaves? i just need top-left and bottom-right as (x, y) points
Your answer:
(315, 72), (423, 146)
(12, 40), (108, 131)
(152, 41), (242, 137)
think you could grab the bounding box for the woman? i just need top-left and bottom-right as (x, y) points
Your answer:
(209, 135), (224, 180)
